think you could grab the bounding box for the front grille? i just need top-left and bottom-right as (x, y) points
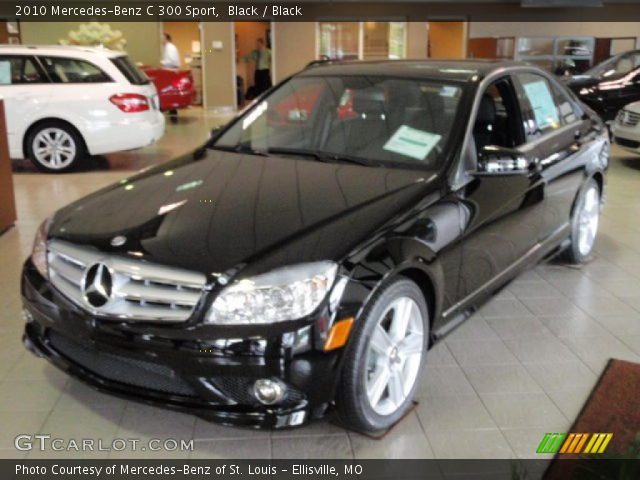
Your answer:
(49, 331), (197, 397)
(615, 136), (640, 149)
(47, 240), (206, 322)
(617, 109), (640, 127)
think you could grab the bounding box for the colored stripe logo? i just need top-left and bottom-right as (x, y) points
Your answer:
(537, 433), (613, 454)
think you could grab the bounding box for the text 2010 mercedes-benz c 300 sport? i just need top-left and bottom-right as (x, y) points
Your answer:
(22, 60), (609, 432)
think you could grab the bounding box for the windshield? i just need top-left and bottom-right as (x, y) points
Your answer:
(214, 75), (464, 168)
(586, 52), (640, 79)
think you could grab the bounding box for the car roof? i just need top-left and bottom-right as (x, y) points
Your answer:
(0, 44), (125, 58)
(298, 59), (531, 82)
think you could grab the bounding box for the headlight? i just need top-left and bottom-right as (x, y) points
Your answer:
(31, 217), (52, 279)
(206, 262), (338, 325)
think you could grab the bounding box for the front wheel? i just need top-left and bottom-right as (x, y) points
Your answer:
(336, 277), (428, 433)
(563, 178), (601, 264)
(26, 121), (86, 173)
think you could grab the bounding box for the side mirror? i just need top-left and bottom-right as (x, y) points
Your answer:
(476, 145), (531, 175)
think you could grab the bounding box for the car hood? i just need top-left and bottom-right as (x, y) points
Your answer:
(563, 75), (600, 90)
(623, 101), (640, 114)
(50, 149), (438, 277)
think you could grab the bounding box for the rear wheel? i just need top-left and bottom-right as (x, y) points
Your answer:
(26, 121), (86, 173)
(563, 178), (601, 264)
(336, 277), (428, 433)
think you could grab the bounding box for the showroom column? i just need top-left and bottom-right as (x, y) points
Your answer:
(0, 99), (17, 233)
(201, 22), (236, 111)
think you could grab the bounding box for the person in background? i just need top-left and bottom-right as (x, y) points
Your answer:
(161, 33), (180, 69)
(244, 38), (272, 97)
(160, 33), (181, 122)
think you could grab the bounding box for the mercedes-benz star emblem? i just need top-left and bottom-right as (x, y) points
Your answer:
(111, 235), (126, 247)
(82, 263), (113, 308)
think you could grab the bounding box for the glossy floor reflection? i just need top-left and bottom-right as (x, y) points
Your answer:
(2, 113), (640, 460)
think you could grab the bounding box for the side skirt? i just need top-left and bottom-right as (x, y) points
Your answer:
(432, 223), (570, 342)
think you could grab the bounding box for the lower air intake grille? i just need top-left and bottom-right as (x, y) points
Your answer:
(209, 376), (304, 406)
(48, 331), (196, 397)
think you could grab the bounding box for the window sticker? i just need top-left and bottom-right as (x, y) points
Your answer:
(523, 80), (560, 129)
(383, 125), (442, 161)
(440, 85), (458, 97)
(0, 61), (11, 85)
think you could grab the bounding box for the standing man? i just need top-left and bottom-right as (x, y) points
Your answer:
(161, 33), (181, 69)
(160, 33), (181, 122)
(244, 38), (272, 97)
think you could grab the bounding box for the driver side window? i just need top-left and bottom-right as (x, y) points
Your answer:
(473, 77), (523, 154)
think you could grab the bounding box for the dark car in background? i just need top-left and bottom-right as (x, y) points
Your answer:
(566, 50), (640, 122)
(22, 60), (608, 432)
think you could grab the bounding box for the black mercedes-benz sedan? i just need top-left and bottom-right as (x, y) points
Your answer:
(22, 60), (609, 432)
(565, 49), (640, 123)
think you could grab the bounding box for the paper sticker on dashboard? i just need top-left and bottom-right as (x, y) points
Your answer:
(0, 62), (10, 85)
(383, 125), (442, 161)
(523, 80), (559, 129)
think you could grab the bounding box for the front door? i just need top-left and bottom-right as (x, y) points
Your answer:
(452, 75), (546, 307)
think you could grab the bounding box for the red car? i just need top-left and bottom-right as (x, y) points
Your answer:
(141, 66), (196, 122)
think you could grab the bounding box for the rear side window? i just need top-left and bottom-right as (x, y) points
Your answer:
(40, 57), (112, 83)
(0, 56), (46, 85)
(552, 84), (579, 125)
(110, 56), (149, 85)
(516, 73), (563, 139)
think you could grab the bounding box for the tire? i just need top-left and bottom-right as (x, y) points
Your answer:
(336, 277), (429, 433)
(563, 178), (601, 264)
(26, 121), (86, 173)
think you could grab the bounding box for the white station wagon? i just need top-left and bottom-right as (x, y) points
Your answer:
(0, 45), (165, 172)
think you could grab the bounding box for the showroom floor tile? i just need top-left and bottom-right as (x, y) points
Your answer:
(2, 110), (640, 459)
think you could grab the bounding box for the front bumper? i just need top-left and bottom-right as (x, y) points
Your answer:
(87, 111), (166, 156)
(21, 261), (345, 429)
(612, 122), (640, 153)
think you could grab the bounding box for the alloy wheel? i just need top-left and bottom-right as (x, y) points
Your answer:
(577, 185), (600, 257)
(32, 128), (76, 170)
(364, 296), (424, 416)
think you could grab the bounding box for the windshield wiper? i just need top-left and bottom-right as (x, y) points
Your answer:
(211, 144), (269, 157)
(317, 151), (375, 167)
(265, 147), (322, 160)
(266, 147), (374, 167)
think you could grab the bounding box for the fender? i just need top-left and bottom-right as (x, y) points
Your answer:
(337, 199), (469, 339)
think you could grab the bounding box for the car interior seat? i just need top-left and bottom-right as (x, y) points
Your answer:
(324, 88), (390, 156)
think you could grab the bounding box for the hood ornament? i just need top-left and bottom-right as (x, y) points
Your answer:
(82, 263), (113, 308)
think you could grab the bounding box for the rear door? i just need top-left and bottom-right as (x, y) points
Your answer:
(513, 71), (592, 241)
(0, 55), (51, 157)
